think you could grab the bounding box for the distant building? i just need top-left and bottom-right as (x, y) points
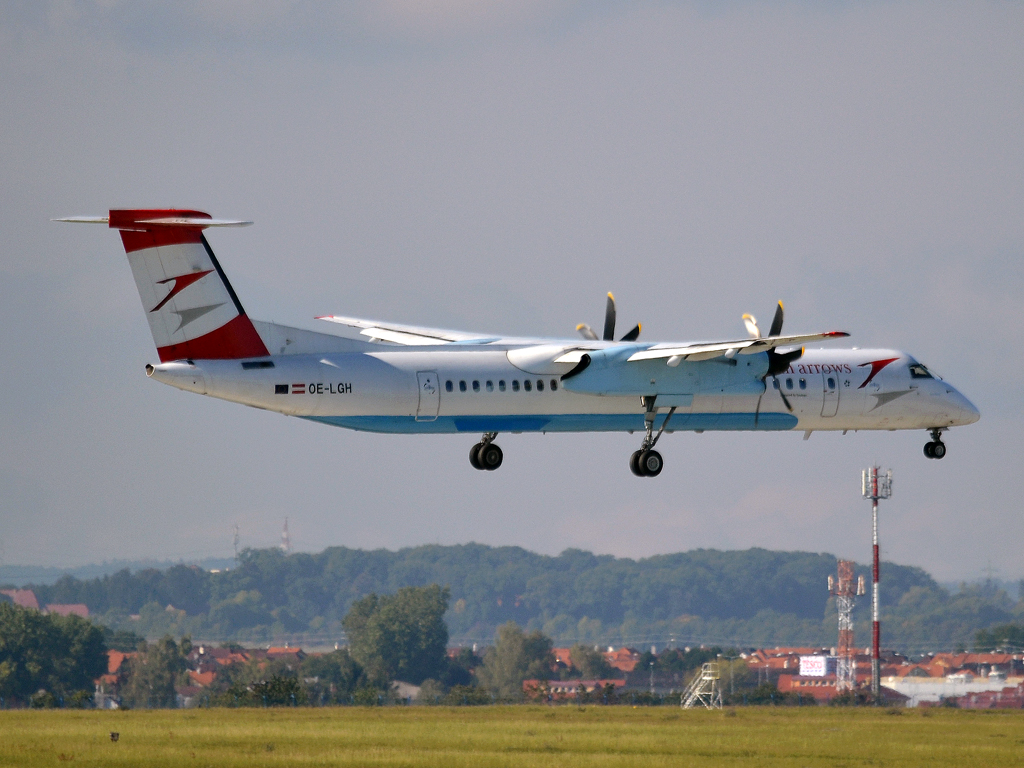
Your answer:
(188, 670), (217, 687)
(45, 603), (89, 618)
(524, 678), (627, 700)
(883, 672), (1024, 707)
(0, 589), (39, 609)
(266, 646), (306, 662)
(187, 645), (250, 672)
(604, 647), (641, 673)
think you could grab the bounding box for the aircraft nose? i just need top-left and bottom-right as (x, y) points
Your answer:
(959, 394), (981, 425)
(947, 388), (980, 425)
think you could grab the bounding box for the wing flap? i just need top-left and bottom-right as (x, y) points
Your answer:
(627, 332), (848, 362)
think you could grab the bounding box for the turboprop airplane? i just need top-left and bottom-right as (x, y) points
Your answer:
(57, 209), (979, 476)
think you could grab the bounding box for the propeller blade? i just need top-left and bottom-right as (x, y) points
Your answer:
(560, 353), (592, 381)
(768, 301), (784, 337)
(742, 313), (761, 339)
(576, 323), (598, 341)
(619, 323), (641, 342)
(775, 377), (794, 412)
(766, 346), (803, 377)
(603, 293), (616, 341)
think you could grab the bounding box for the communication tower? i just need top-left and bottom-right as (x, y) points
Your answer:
(828, 560), (865, 692)
(862, 466), (892, 702)
(233, 524), (240, 562)
(281, 517), (291, 554)
(681, 662), (723, 709)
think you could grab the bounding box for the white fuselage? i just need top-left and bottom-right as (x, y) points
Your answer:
(148, 333), (979, 437)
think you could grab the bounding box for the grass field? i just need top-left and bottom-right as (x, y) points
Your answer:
(2, 706), (1023, 767)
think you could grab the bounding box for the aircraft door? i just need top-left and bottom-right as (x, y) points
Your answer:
(416, 371), (440, 421)
(821, 372), (840, 417)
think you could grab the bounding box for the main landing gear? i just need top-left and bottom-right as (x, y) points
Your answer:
(470, 432), (503, 471)
(630, 397), (676, 478)
(923, 428), (947, 460)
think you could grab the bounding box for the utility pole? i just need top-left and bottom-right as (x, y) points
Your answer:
(718, 653), (738, 696)
(862, 467), (892, 703)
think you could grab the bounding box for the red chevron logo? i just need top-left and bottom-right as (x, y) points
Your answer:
(150, 270), (213, 312)
(857, 357), (899, 388)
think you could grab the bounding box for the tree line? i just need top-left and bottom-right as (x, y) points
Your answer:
(2, 585), (1023, 708)
(12, 544), (1020, 650)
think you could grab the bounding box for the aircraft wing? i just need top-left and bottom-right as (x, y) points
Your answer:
(317, 315), (504, 346)
(626, 331), (849, 362)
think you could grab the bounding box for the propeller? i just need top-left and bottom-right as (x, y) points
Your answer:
(577, 293), (641, 342)
(744, 301), (802, 412)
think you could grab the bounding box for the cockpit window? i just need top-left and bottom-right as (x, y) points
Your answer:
(909, 363), (933, 379)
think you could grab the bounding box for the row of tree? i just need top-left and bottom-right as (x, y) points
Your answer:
(15, 544), (1021, 650)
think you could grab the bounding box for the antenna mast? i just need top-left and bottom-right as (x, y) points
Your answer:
(281, 517), (291, 554)
(862, 466), (892, 703)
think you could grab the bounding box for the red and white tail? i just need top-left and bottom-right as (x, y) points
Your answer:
(105, 209), (270, 362)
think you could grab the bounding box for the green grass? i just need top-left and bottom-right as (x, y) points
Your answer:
(1, 706), (1023, 767)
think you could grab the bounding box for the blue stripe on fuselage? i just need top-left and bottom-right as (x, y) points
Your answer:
(301, 412), (798, 434)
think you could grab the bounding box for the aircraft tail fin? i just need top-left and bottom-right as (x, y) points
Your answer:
(106, 209), (269, 362)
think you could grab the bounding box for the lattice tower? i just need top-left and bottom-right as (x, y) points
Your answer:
(681, 662), (723, 709)
(829, 559), (862, 692)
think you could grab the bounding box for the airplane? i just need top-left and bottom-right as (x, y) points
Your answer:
(57, 209), (980, 476)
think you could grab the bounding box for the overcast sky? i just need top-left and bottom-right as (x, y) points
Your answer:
(1, 2), (1021, 582)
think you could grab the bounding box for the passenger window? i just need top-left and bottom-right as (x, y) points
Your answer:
(472, 380), (480, 392)
(445, 380), (453, 393)
(524, 380), (532, 392)
(537, 379), (545, 392)
(499, 380), (506, 391)
(512, 380), (520, 392)
(550, 379), (558, 391)
(786, 378), (794, 390)
(459, 381), (467, 392)
(827, 377), (835, 389)
(486, 381), (494, 392)
(799, 378), (806, 390)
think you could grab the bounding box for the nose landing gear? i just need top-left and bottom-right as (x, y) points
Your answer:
(630, 398), (675, 477)
(470, 432), (502, 470)
(924, 428), (946, 459)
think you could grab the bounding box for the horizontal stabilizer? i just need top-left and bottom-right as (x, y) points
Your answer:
(54, 216), (252, 228)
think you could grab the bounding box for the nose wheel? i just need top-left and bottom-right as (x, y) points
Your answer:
(470, 433), (502, 470)
(630, 398), (674, 477)
(924, 428), (947, 459)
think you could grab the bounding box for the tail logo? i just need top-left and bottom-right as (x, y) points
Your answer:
(857, 357), (899, 388)
(151, 270), (214, 312)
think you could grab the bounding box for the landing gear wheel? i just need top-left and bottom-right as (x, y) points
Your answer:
(478, 443), (503, 470)
(469, 443), (484, 470)
(924, 442), (935, 458)
(931, 441), (946, 459)
(629, 450), (643, 476)
(639, 450), (663, 477)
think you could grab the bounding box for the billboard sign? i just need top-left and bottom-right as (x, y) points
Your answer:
(799, 655), (827, 677)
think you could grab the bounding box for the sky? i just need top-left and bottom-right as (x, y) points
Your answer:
(1, 1), (1022, 582)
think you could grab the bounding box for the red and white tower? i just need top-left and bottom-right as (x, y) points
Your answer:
(829, 560), (865, 692)
(862, 466), (892, 702)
